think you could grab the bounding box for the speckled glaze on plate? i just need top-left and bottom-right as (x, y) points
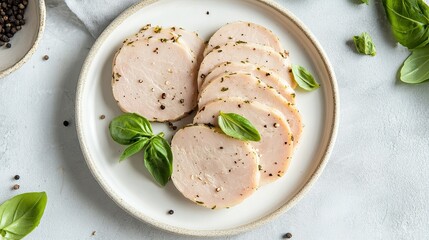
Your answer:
(0, 0), (46, 79)
(75, 0), (339, 236)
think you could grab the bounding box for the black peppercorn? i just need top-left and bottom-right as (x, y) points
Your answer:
(283, 233), (292, 239)
(5, 42), (11, 48)
(63, 120), (70, 127)
(168, 210), (174, 215)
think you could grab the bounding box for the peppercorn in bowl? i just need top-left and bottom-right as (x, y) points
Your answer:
(0, 0), (46, 79)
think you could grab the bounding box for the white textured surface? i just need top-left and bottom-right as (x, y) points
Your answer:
(0, 0), (428, 239)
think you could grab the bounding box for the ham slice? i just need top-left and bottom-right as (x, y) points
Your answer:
(112, 38), (198, 122)
(202, 62), (295, 103)
(198, 42), (294, 90)
(127, 24), (205, 62)
(204, 21), (283, 56)
(194, 98), (294, 185)
(198, 72), (303, 144)
(171, 125), (260, 209)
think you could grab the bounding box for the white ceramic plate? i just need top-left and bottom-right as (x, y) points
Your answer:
(76, 0), (339, 236)
(0, 0), (46, 79)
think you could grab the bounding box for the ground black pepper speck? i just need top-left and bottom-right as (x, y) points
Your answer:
(13, 174), (20, 180)
(0, 0), (28, 48)
(43, 55), (49, 60)
(12, 184), (19, 190)
(63, 120), (69, 127)
(168, 209), (174, 215)
(283, 232), (292, 239)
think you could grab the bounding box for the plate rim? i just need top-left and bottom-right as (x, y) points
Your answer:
(75, 0), (340, 236)
(0, 0), (46, 79)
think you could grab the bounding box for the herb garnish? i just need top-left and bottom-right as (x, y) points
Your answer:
(109, 113), (173, 186)
(353, 32), (376, 56)
(382, 0), (429, 83)
(400, 45), (429, 83)
(218, 112), (261, 142)
(0, 192), (47, 240)
(291, 65), (320, 91)
(360, 0), (368, 4)
(383, 0), (429, 49)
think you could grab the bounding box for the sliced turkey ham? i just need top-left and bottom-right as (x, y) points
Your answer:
(204, 21), (283, 56)
(127, 24), (205, 62)
(194, 98), (294, 185)
(112, 38), (198, 122)
(198, 42), (294, 90)
(202, 62), (295, 103)
(171, 125), (260, 209)
(198, 72), (303, 144)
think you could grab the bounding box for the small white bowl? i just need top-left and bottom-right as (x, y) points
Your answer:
(0, 0), (46, 78)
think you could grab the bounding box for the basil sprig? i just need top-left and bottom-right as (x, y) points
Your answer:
(291, 65), (320, 91)
(383, 0), (429, 50)
(0, 192), (47, 240)
(360, 0), (368, 4)
(382, 0), (429, 84)
(109, 113), (173, 186)
(353, 32), (376, 56)
(218, 112), (261, 142)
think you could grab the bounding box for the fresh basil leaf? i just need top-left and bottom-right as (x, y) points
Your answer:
(400, 45), (429, 83)
(360, 0), (368, 4)
(353, 32), (376, 56)
(291, 65), (320, 91)
(109, 113), (153, 145)
(143, 135), (173, 186)
(382, 0), (429, 49)
(120, 137), (150, 162)
(218, 112), (261, 142)
(0, 192), (47, 240)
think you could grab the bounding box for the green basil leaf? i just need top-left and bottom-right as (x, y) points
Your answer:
(400, 45), (429, 83)
(360, 0), (369, 4)
(119, 137), (150, 162)
(218, 112), (261, 142)
(382, 0), (429, 49)
(109, 113), (153, 145)
(0, 192), (47, 240)
(353, 32), (376, 56)
(143, 135), (173, 186)
(291, 65), (320, 91)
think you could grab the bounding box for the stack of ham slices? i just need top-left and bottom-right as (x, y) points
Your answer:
(112, 22), (303, 210)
